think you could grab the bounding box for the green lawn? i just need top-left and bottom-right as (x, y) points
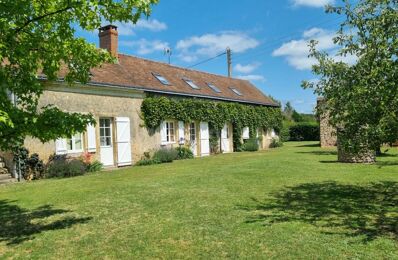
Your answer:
(0, 142), (397, 259)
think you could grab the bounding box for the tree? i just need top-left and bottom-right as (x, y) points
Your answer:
(283, 102), (294, 120)
(0, 110), (12, 127)
(292, 110), (304, 123)
(303, 0), (398, 163)
(0, 0), (158, 151)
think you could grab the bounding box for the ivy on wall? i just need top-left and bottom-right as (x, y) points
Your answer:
(141, 96), (283, 150)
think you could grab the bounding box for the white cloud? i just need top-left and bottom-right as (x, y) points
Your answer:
(292, 0), (334, 8)
(236, 74), (266, 83)
(234, 62), (261, 74)
(178, 54), (198, 63)
(273, 27), (356, 70)
(176, 31), (259, 63)
(120, 39), (169, 55)
(135, 19), (168, 32)
(112, 23), (135, 36)
(293, 99), (305, 105)
(113, 19), (167, 36)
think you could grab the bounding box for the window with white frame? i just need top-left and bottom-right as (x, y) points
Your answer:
(100, 118), (112, 147)
(166, 121), (175, 143)
(189, 122), (196, 141)
(67, 133), (83, 153)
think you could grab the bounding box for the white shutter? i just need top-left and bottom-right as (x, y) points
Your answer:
(242, 127), (250, 139)
(87, 124), (97, 152)
(178, 121), (185, 144)
(55, 138), (67, 155)
(256, 129), (261, 148)
(200, 122), (210, 156)
(160, 121), (167, 145)
(221, 124), (230, 153)
(221, 124), (228, 139)
(116, 117), (132, 166)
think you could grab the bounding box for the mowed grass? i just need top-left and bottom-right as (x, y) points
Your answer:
(0, 142), (397, 259)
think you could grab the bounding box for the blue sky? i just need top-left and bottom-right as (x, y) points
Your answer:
(77, 0), (346, 113)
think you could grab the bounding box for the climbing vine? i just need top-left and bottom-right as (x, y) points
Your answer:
(141, 96), (283, 149)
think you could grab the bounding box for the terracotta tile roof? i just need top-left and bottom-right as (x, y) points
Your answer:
(87, 54), (279, 107)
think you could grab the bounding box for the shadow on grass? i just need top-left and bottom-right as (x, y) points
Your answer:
(295, 143), (321, 148)
(376, 161), (398, 168)
(377, 153), (398, 158)
(0, 200), (91, 245)
(297, 151), (338, 156)
(238, 182), (398, 242)
(319, 160), (340, 164)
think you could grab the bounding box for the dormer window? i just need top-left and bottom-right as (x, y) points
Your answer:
(230, 87), (242, 96)
(207, 83), (221, 93)
(153, 73), (171, 85)
(183, 78), (200, 90)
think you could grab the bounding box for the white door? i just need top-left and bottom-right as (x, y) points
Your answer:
(221, 124), (231, 153)
(100, 118), (114, 166)
(200, 122), (210, 157)
(116, 117), (132, 167)
(189, 122), (198, 156)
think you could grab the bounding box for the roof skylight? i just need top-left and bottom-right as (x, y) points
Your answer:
(230, 87), (243, 96)
(153, 73), (171, 85)
(183, 78), (200, 90)
(207, 83), (222, 93)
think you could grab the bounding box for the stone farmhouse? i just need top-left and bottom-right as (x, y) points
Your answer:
(1, 25), (280, 175)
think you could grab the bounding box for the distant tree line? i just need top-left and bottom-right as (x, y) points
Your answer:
(280, 102), (319, 142)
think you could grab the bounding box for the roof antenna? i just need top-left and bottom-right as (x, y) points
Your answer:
(164, 47), (172, 64)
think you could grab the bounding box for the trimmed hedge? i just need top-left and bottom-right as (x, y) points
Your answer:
(289, 123), (320, 141)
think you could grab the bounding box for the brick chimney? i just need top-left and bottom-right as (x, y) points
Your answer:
(99, 25), (118, 57)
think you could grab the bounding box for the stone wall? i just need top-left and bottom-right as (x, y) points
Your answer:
(0, 151), (14, 177)
(337, 141), (376, 163)
(318, 98), (337, 148)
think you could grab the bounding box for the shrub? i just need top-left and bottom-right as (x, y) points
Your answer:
(280, 121), (292, 142)
(270, 138), (284, 148)
(26, 153), (45, 180)
(80, 152), (93, 165)
(289, 123), (320, 141)
(136, 159), (160, 166)
(46, 157), (87, 178)
(242, 138), (259, 152)
(13, 148), (45, 180)
(13, 147), (29, 179)
(153, 148), (178, 163)
(175, 147), (194, 160)
(86, 160), (103, 172)
(209, 135), (220, 154)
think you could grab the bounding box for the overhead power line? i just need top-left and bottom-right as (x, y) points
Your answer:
(186, 52), (226, 69)
(184, 16), (344, 70)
